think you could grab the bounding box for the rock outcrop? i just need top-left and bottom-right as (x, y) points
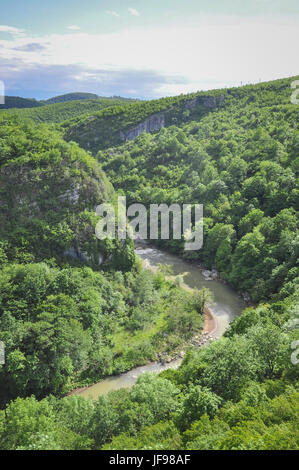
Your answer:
(202, 269), (219, 281)
(185, 94), (225, 110)
(119, 94), (225, 142)
(57, 183), (80, 204)
(120, 112), (165, 141)
(64, 246), (104, 266)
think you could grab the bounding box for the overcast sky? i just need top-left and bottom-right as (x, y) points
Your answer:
(0, 0), (298, 99)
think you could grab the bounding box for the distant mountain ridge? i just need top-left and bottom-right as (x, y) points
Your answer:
(0, 92), (137, 110)
(62, 75), (299, 154)
(3, 97), (139, 124)
(42, 92), (100, 104)
(0, 96), (42, 109)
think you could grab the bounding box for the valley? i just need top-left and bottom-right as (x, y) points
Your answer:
(74, 245), (245, 400)
(0, 76), (298, 451)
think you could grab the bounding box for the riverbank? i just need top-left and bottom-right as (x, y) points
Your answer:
(203, 305), (218, 335)
(69, 245), (243, 399)
(135, 239), (254, 308)
(69, 303), (217, 398)
(137, 241), (219, 339)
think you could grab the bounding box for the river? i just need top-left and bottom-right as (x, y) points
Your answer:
(75, 246), (245, 399)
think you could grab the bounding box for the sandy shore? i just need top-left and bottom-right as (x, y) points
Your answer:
(203, 305), (218, 336)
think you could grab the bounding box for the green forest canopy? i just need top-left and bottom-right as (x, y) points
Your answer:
(0, 76), (298, 450)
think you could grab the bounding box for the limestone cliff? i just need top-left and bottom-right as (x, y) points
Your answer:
(119, 94), (224, 142)
(120, 112), (166, 141)
(63, 91), (226, 152)
(185, 94), (225, 110)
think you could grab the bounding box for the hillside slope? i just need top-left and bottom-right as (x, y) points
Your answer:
(43, 92), (100, 104)
(4, 97), (139, 124)
(0, 77), (298, 451)
(0, 96), (43, 109)
(62, 91), (225, 153)
(98, 75), (299, 303)
(62, 76), (299, 154)
(0, 114), (203, 408)
(0, 114), (135, 269)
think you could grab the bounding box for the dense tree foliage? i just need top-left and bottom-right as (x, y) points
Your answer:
(62, 90), (227, 152)
(4, 97), (138, 124)
(0, 114), (137, 269)
(42, 93), (136, 105)
(44, 93), (100, 104)
(98, 76), (299, 303)
(0, 260), (204, 405)
(1, 297), (297, 450)
(0, 76), (298, 450)
(63, 76), (299, 153)
(0, 96), (42, 109)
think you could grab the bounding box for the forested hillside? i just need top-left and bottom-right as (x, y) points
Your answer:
(43, 93), (137, 105)
(0, 114), (205, 408)
(63, 76), (299, 153)
(0, 77), (298, 450)
(62, 91), (225, 152)
(0, 114), (119, 265)
(0, 96), (43, 109)
(98, 76), (299, 303)
(3, 97), (138, 124)
(43, 92), (100, 104)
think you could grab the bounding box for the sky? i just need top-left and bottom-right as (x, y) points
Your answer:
(0, 0), (298, 99)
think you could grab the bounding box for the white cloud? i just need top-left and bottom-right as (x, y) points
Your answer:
(0, 25), (24, 35)
(107, 11), (120, 18)
(0, 15), (298, 98)
(128, 8), (140, 17)
(67, 25), (81, 31)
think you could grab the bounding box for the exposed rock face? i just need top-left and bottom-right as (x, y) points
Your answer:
(202, 269), (219, 281)
(185, 94), (225, 110)
(120, 112), (165, 141)
(202, 270), (213, 281)
(64, 246), (104, 266)
(57, 183), (80, 204)
(242, 292), (251, 303)
(119, 94), (225, 142)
